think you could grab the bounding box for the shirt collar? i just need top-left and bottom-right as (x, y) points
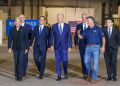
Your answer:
(21, 23), (25, 26)
(108, 27), (113, 30)
(59, 22), (64, 26)
(39, 24), (44, 29)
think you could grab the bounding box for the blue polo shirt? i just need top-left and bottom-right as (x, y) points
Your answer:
(82, 25), (104, 45)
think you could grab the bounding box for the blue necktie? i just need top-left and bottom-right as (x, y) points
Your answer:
(59, 24), (62, 34)
(39, 26), (42, 35)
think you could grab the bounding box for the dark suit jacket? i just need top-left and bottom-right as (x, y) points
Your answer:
(74, 22), (87, 46)
(103, 27), (120, 49)
(23, 23), (32, 40)
(50, 23), (72, 50)
(30, 25), (50, 51)
(8, 26), (29, 50)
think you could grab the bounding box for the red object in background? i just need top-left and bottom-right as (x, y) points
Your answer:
(68, 21), (82, 35)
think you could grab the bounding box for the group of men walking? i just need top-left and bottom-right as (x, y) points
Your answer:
(8, 13), (120, 83)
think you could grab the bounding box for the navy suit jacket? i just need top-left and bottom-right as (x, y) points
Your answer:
(50, 23), (72, 50)
(30, 25), (50, 51)
(8, 26), (29, 50)
(23, 23), (32, 40)
(74, 23), (87, 47)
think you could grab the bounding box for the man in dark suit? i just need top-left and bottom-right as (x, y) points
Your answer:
(8, 17), (29, 81)
(19, 14), (32, 76)
(29, 16), (50, 79)
(74, 13), (88, 78)
(50, 13), (72, 81)
(103, 18), (120, 81)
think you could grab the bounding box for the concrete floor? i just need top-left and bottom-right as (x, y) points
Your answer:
(0, 43), (120, 86)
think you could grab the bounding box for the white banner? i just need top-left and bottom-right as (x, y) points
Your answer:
(0, 20), (2, 45)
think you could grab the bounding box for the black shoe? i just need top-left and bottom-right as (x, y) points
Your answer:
(15, 77), (19, 81)
(64, 74), (68, 79)
(18, 78), (22, 81)
(23, 73), (26, 77)
(16, 78), (22, 81)
(39, 75), (43, 79)
(106, 78), (112, 81)
(56, 76), (61, 81)
(113, 77), (117, 81)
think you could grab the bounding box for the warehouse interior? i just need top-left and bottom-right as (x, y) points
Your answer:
(0, 0), (120, 86)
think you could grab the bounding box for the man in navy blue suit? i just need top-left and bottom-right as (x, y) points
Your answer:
(29, 16), (50, 79)
(74, 13), (88, 78)
(50, 13), (72, 81)
(19, 14), (32, 76)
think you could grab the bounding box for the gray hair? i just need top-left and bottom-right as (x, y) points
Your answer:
(57, 13), (64, 18)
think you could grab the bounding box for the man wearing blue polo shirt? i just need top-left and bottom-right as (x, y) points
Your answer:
(77, 16), (105, 83)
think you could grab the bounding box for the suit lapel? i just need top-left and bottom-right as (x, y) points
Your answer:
(110, 28), (114, 39)
(38, 25), (45, 36)
(106, 28), (109, 38)
(62, 23), (66, 35)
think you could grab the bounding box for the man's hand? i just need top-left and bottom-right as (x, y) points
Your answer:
(77, 30), (81, 34)
(29, 46), (33, 52)
(68, 48), (72, 52)
(75, 45), (79, 49)
(51, 46), (54, 52)
(8, 48), (12, 54)
(100, 47), (105, 54)
(77, 30), (83, 39)
(47, 48), (51, 52)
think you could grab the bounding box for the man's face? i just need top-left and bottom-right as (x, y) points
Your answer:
(82, 14), (87, 22)
(87, 18), (94, 27)
(20, 16), (25, 23)
(57, 15), (64, 23)
(40, 17), (45, 25)
(106, 20), (113, 27)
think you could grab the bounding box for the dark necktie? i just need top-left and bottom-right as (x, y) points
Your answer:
(39, 26), (42, 35)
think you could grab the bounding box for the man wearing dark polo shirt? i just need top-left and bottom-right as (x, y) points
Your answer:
(77, 16), (105, 83)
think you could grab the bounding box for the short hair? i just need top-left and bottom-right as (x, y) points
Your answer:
(87, 16), (95, 23)
(57, 13), (64, 18)
(19, 14), (25, 18)
(40, 16), (46, 20)
(81, 13), (87, 18)
(15, 17), (21, 21)
(106, 17), (114, 23)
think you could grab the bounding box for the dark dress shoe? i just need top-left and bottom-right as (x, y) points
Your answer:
(23, 73), (26, 77)
(39, 75), (43, 79)
(15, 78), (19, 81)
(106, 78), (112, 81)
(56, 76), (61, 81)
(16, 78), (22, 81)
(64, 74), (68, 79)
(18, 78), (22, 81)
(113, 77), (117, 81)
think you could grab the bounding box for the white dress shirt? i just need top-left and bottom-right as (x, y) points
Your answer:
(21, 23), (25, 26)
(108, 27), (113, 37)
(59, 22), (64, 32)
(83, 22), (88, 30)
(39, 25), (44, 31)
